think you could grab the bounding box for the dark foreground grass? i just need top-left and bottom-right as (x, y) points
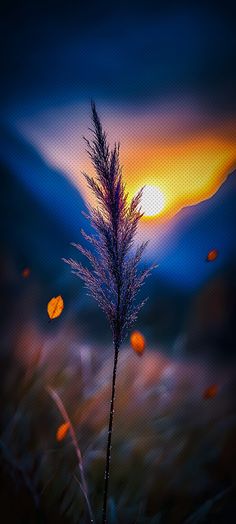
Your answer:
(1, 322), (236, 524)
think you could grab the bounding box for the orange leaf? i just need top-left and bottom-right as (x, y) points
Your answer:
(47, 295), (64, 320)
(56, 422), (70, 441)
(203, 384), (219, 400)
(130, 330), (146, 356)
(22, 267), (30, 278)
(206, 249), (218, 262)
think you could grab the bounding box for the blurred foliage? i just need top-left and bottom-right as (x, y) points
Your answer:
(1, 318), (236, 523)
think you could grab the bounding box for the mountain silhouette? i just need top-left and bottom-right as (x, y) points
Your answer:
(0, 126), (90, 241)
(147, 170), (236, 290)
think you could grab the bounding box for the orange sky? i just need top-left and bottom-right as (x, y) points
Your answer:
(122, 134), (236, 221)
(17, 100), (236, 222)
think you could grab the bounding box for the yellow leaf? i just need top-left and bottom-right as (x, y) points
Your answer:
(47, 295), (64, 320)
(56, 422), (70, 441)
(130, 330), (146, 356)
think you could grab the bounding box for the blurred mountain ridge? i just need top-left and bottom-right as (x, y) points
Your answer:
(146, 169), (236, 288)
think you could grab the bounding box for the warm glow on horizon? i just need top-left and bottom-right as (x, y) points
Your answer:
(17, 103), (236, 223)
(78, 134), (235, 221)
(124, 135), (235, 221)
(139, 185), (165, 217)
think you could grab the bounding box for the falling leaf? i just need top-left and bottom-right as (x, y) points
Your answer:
(47, 295), (64, 320)
(203, 384), (219, 400)
(130, 330), (146, 356)
(206, 249), (218, 262)
(56, 422), (70, 441)
(22, 267), (30, 278)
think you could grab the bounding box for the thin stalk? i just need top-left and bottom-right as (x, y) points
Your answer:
(102, 336), (120, 524)
(102, 183), (121, 523)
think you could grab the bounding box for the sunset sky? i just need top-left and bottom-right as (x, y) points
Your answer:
(1, 1), (236, 222)
(14, 100), (236, 222)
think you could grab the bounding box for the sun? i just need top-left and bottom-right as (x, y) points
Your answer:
(140, 185), (165, 217)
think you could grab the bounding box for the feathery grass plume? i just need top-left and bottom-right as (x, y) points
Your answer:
(64, 102), (155, 523)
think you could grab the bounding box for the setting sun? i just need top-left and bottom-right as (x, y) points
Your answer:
(140, 185), (165, 217)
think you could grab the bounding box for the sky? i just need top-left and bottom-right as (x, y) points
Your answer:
(1, 0), (236, 220)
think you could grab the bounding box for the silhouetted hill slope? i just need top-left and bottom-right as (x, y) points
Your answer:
(151, 171), (236, 289)
(1, 162), (69, 276)
(0, 126), (90, 239)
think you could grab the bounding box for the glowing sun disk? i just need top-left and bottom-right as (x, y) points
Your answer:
(140, 185), (165, 217)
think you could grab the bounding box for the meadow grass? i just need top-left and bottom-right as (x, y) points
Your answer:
(1, 322), (235, 523)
